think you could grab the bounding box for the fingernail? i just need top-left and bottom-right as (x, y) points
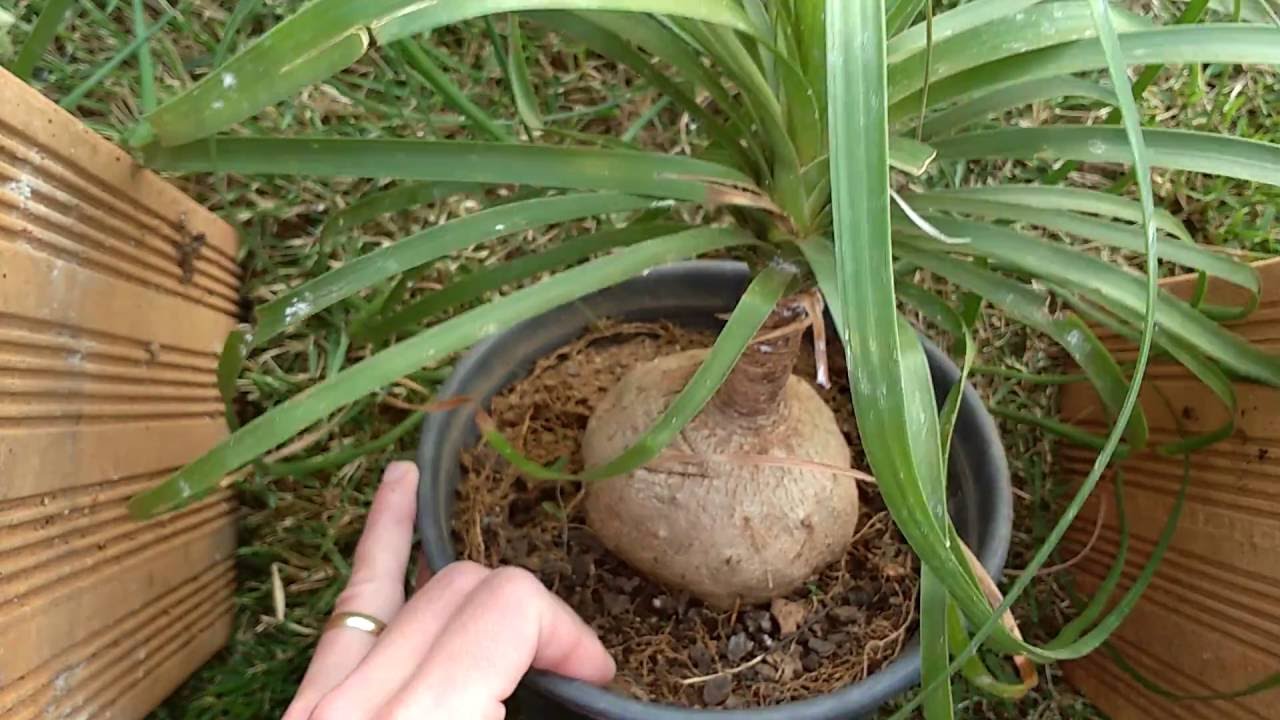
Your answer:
(384, 460), (418, 486)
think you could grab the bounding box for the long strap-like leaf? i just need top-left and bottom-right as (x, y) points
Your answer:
(129, 226), (755, 518)
(891, 5), (1171, 713)
(829, 0), (980, 713)
(10, 0), (77, 81)
(137, 0), (756, 146)
(142, 138), (761, 205)
(934, 125), (1280, 187)
(253, 193), (658, 347)
(892, 24), (1280, 123)
(901, 248), (1149, 448)
(356, 222), (685, 343)
(887, 0), (1150, 104)
(905, 194), (1260, 318)
(898, 217), (1280, 386)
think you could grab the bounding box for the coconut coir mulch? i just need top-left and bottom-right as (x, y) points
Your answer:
(453, 320), (919, 709)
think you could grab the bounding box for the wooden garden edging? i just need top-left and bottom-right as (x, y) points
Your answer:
(0, 68), (241, 719)
(1061, 257), (1280, 719)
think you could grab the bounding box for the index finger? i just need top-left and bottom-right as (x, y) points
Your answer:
(378, 567), (615, 718)
(283, 461), (419, 720)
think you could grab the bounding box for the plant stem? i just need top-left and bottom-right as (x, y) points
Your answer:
(710, 295), (807, 419)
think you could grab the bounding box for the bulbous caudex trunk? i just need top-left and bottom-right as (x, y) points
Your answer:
(582, 295), (859, 609)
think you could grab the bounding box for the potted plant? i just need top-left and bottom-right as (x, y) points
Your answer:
(123, 1), (1280, 718)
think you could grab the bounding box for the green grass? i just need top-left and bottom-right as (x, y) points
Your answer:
(5, 0), (1276, 718)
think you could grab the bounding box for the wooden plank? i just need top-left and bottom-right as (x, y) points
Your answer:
(0, 562), (234, 716)
(1059, 257), (1280, 717)
(0, 68), (241, 720)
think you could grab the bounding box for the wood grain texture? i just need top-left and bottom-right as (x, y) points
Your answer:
(0, 68), (241, 720)
(1060, 257), (1280, 719)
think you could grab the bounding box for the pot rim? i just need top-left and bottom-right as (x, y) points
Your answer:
(417, 260), (1013, 719)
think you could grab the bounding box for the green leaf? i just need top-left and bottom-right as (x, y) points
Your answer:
(212, 0), (265, 67)
(133, 0), (157, 114)
(934, 125), (1280, 192)
(907, 185), (1191, 243)
(889, 135), (939, 176)
(11, 0), (77, 81)
(904, 194), (1259, 318)
(1051, 475), (1129, 647)
(886, 0), (1151, 105)
(320, 182), (483, 241)
(506, 15), (545, 131)
(217, 329), (252, 432)
(395, 39), (515, 142)
(675, 19), (808, 223)
(893, 7), (1178, 710)
(59, 6), (179, 112)
(887, 0), (1043, 63)
(829, 0), (994, 667)
(261, 409), (426, 477)
(369, 0), (756, 46)
(891, 429), (1194, 714)
(891, 24), (1280, 123)
(896, 247), (1148, 449)
(530, 11), (762, 174)
(887, 0), (928, 37)
(1056, 288), (1238, 455)
(137, 0), (755, 147)
(900, 284), (968, 720)
(898, 219), (1280, 386)
(948, 602), (1035, 699)
(793, 0), (827, 112)
(142, 139), (762, 205)
(896, 284), (974, 463)
(254, 192), (658, 349)
(920, 571), (954, 720)
(127, 226), (755, 518)
(918, 76), (1117, 138)
(480, 261), (794, 482)
(356, 222), (685, 343)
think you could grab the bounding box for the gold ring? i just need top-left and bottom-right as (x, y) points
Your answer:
(325, 611), (388, 637)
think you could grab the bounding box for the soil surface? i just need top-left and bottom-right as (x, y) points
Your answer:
(454, 320), (919, 709)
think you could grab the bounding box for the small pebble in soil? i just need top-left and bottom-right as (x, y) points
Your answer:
(831, 605), (862, 623)
(770, 597), (808, 636)
(726, 633), (753, 662)
(807, 637), (837, 657)
(572, 555), (594, 584)
(801, 653), (822, 672)
(744, 610), (773, 634)
(651, 595), (675, 616)
(845, 589), (872, 605)
(690, 644), (714, 674)
(603, 592), (631, 616)
(770, 651), (803, 683)
(702, 675), (733, 706)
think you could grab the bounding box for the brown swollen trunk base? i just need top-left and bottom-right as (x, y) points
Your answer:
(582, 295), (859, 609)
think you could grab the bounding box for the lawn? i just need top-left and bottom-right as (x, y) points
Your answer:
(4, 0), (1277, 718)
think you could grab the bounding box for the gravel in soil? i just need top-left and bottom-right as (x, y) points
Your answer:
(454, 320), (919, 709)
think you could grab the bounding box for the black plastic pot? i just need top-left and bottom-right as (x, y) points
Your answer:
(417, 261), (1012, 720)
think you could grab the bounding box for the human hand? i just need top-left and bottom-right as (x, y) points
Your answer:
(283, 461), (615, 720)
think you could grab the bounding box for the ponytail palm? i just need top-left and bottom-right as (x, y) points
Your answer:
(126, 0), (1280, 714)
